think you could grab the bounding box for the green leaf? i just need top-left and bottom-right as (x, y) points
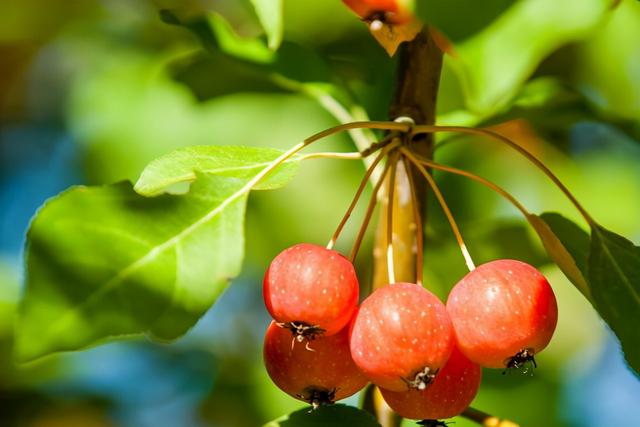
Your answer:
(161, 9), (331, 90)
(540, 213), (590, 274)
(207, 12), (275, 63)
(17, 149), (299, 362)
(250, 0), (283, 50)
(527, 213), (591, 300)
(444, 0), (612, 115)
(135, 146), (299, 196)
(588, 225), (640, 375)
(264, 405), (381, 427)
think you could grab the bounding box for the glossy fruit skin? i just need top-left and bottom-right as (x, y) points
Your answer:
(342, 0), (412, 24)
(263, 243), (359, 337)
(263, 321), (368, 404)
(350, 283), (454, 391)
(446, 259), (558, 369)
(381, 345), (482, 420)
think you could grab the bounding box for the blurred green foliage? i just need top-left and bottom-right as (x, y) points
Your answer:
(1, 0), (640, 426)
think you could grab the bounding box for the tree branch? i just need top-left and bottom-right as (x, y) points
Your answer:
(371, 28), (443, 427)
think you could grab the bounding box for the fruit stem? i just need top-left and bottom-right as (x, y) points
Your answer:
(402, 155), (424, 286)
(350, 154), (395, 263)
(310, 120), (410, 143)
(411, 125), (596, 226)
(402, 148), (476, 272)
(298, 152), (364, 160)
(236, 121), (408, 195)
(409, 153), (532, 218)
(386, 150), (400, 283)
(327, 140), (401, 250)
(462, 407), (521, 427)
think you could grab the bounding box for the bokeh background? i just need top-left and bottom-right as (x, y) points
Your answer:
(1, 1), (640, 426)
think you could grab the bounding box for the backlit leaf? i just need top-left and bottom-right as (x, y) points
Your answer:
(17, 148), (299, 362)
(588, 225), (640, 375)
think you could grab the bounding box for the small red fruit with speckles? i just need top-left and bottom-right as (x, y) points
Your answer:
(446, 259), (558, 369)
(263, 243), (359, 341)
(350, 282), (454, 392)
(263, 321), (368, 408)
(381, 345), (482, 420)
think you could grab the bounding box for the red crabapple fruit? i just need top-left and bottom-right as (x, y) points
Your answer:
(446, 259), (558, 370)
(263, 243), (359, 342)
(350, 282), (454, 392)
(381, 345), (481, 420)
(342, 0), (413, 25)
(263, 321), (368, 409)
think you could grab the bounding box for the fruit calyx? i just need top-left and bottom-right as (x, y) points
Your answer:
(417, 420), (450, 427)
(403, 366), (438, 390)
(277, 321), (326, 348)
(297, 386), (338, 410)
(503, 347), (537, 374)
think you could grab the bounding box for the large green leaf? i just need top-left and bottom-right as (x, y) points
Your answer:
(264, 405), (381, 427)
(522, 213), (640, 374)
(588, 225), (640, 375)
(443, 0), (612, 115)
(16, 148), (299, 362)
(250, 0), (283, 50)
(135, 146), (299, 196)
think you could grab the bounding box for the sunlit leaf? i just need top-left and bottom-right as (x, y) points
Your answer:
(250, 0), (283, 50)
(573, 0), (640, 122)
(444, 0), (612, 115)
(17, 149), (299, 362)
(264, 405), (381, 427)
(588, 224), (640, 375)
(135, 146), (299, 196)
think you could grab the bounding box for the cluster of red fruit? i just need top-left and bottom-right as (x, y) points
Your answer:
(262, 243), (558, 421)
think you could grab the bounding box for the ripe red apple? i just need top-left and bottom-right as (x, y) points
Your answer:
(381, 345), (482, 420)
(263, 321), (368, 408)
(263, 243), (359, 341)
(350, 282), (454, 391)
(446, 259), (558, 369)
